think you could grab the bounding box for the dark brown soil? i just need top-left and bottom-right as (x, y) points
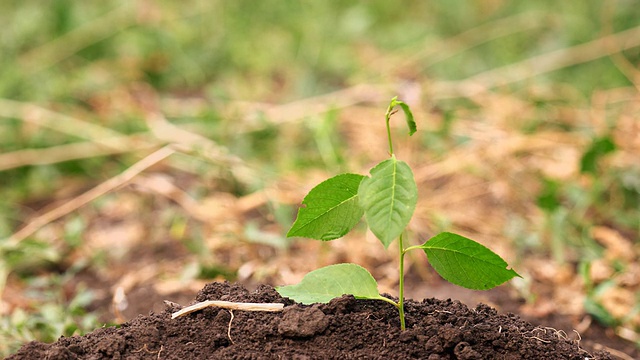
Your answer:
(8, 282), (612, 360)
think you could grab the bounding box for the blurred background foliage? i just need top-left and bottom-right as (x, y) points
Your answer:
(1, 0), (639, 357)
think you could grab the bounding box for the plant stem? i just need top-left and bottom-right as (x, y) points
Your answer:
(378, 296), (400, 308)
(398, 233), (406, 330)
(403, 244), (423, 253)
(385, 102), (394, 155)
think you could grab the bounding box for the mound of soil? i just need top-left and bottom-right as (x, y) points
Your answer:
(8, 282), (611, 359)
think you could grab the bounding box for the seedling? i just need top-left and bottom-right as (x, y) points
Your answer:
(277, 97), (520, 330)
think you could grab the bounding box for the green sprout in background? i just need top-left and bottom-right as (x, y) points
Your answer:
(277, 97), (520, 330)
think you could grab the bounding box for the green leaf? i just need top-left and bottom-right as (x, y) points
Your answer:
(420, 232), (520, 290)
(584, 297), (617, 327)
(580, 136), (616, 175)
(287, 173), (365, 240)
(358, 156), (417, 248)
(276, 263), (387, 304)
(389, 96), (417, 136)
(536, 178), (561, 212)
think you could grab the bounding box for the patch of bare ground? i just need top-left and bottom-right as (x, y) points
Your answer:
(8, 282), (613, 359)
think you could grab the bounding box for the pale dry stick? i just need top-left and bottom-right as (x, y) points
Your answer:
(4, 145), (175, 248)
(134, 173), (292, 237)
(131, 174), (206, 221)
(0, 97), (252, 180)
(432, 25), (640, 99)
(19, 2), (137, 73)
(616, 326), (640, 343)
(160, 84), (390, 135)
(595, 345), (635, 360)
(171, 300), (284, 319)
(0, 98), (140, 149)
(0, 134), (157, 171)
(601, 1), (640, 93)
(226, 83), (389, 132)
(144, 111), (256, 185)
(575, 315), (592, 336)
(161, 97), (212, 118)
(413, 131), (583, 183)
(131, 84), (257, 182)
(112, 287), (128, 324)
(146, 112), (232, 159)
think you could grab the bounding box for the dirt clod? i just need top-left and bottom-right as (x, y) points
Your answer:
(278, 306), (330, 338)
(7, 281), (612, 359)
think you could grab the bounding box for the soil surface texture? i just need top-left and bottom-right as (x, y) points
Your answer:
(8, 282), (612, 359)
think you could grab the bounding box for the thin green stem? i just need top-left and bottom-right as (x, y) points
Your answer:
(398, 233), (406, 330)
(385, 103), (394, 155)
(403, 245), (423, 253)
(377, 296), (399, 308)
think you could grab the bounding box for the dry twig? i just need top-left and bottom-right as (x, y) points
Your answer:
(0, 134), (157, 171)
(0, 98), (137, 148)
(432, 24), (640, 98)
(171, 300), (284, 319)
(4, 146), (175, 247)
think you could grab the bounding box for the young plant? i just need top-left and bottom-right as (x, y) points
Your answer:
(277, 97), (520, 330)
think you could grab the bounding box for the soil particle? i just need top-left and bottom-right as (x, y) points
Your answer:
(7, 281), (612, 359)
(453, 342), (482, 360)
(278, 306), (330, 338)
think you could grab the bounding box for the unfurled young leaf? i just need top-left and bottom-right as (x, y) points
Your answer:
(420, 232), (521, 290)
(388, 96), (417, 136)
(287, 173), (365, 241)
(276, 263), (387, 304)
(358, 156), (417, 248)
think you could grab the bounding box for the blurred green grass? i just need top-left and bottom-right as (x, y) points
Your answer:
(1, 0), (638, 203)
(3, 1), (639, 102)
(1, 0), (640, 356)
